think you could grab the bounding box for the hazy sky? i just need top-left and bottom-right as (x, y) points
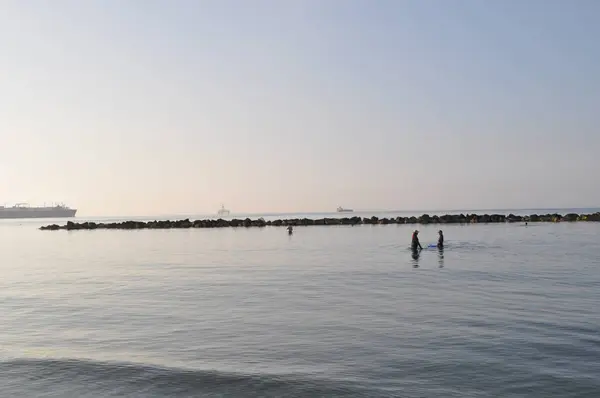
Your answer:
(1, 0), (599, 216)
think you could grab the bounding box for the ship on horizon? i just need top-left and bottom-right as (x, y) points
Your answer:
(0, 203), (77, 219)
(217, 204), (230, 217)
(337, 206), (354, 213)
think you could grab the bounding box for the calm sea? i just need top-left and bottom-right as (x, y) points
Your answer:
(1, 210), (600, 397)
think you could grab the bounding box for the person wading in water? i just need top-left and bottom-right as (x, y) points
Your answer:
(411, 230), (423, 251)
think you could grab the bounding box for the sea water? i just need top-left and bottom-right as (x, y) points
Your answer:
(1, 213), (599, 397)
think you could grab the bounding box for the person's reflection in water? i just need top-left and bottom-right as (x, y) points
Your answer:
(437, 246), (444, 268)
(411, 248), (420, 268)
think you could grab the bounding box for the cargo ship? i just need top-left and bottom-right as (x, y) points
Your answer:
(336, 206), (354, 213)
(0, 203), (77, 219)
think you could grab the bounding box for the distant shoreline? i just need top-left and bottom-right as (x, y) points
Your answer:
(39, 212), (600, 231)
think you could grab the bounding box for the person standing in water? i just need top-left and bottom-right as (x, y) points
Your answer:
(287, 225), (293, 235)
(411, 230), (422, 251)
(437, 230), (444, 248)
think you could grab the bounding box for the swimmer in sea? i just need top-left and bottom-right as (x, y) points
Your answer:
(287, 225), (293, 235)
(411, 230), (422, 251)
(437, 230), (444, 248)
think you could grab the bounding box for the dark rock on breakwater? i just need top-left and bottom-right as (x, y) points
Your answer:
(39, 212), (600, 231)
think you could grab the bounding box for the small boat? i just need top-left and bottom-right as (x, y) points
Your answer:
(217, 204), (230, 217)
(336, 206), (354, 213)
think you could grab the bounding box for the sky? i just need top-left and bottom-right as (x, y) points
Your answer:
(1, 0), (599, 216)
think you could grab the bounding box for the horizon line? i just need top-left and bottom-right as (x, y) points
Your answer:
(68, 206), (600, 219)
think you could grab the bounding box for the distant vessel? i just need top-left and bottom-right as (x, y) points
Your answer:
(337, 206), (354, 213)
(217, 204), (230, 217)
(0, 203), (77, 219)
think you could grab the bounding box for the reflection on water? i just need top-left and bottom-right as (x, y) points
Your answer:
(410, 246), (444, 268)
(411, 248), (420, 267)
(409, 230), (445, 269)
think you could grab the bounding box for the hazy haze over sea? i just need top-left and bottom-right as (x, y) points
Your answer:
(1, 208), (599, 397)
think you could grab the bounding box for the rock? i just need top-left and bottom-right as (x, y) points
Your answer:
(418, 214), (431, 224)
(563, 213), (578, 222)
(490, 214), (504, 223)
(588, 213), (600, 221)
(40, 224), (60, 230)
(507, 214), (522, 223)
(439, 215), (452, 224)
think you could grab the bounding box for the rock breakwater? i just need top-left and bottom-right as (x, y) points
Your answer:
(39, 212), (600, 231)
